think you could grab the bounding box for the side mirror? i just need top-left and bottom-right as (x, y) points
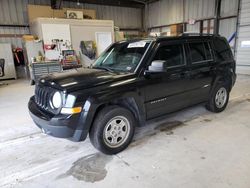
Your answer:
(144, 60), (167, 77)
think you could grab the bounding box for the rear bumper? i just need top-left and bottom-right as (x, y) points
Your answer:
(28, 96), (89, 141)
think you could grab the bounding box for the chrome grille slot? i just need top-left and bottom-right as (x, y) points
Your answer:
(34, 85), (58, 113)
(42, 89), (46, 107)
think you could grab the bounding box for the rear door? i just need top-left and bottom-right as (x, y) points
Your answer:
(184, 40), (214, 105)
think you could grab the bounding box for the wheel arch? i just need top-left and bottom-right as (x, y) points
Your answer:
(89, 93), (146, 134)
(211, 72), (233, 94)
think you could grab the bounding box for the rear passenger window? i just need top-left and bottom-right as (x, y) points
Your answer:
(153, 44), (184, 68)
(189, 42), (206, 63)
(213, 39), (232, 61)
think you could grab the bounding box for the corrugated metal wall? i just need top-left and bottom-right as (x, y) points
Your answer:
(221, 0), (239, 17)
(148, 0), (216, 28)
(219, 0), (238, 46)
(0, 0), (36, 47)
(236, 0), (250, 74)
(0, 27), (29, 48)
(219, 18), (237, 45)
(0, 0), (142, 47)
(184, 0), (215, 20)
(148, 0), (238, 41)
(148, 0), (184, 27)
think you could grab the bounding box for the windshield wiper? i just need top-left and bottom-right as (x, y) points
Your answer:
(93, 66), (115, 73)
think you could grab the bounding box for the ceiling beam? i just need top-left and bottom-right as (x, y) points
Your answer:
(63, 0), (144, 8)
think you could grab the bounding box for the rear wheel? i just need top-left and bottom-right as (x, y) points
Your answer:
(206, 83), (229, 113)
(89, 105), (136, 154)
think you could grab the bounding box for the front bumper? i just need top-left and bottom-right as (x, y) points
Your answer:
(28, 96), (89, 141)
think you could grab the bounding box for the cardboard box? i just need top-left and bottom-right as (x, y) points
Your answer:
(27, 5), (96, 23)
(27, 5), (53, 22)
(170, 24), (183, 36)
(22, 35), (35, 41)
(115, 31), (125, 42)
(63, 8), (96, 19)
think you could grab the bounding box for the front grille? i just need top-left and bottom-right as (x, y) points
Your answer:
(35, 85), (57, 113)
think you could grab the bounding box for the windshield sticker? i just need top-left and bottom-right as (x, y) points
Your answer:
(128, 41), (146, 48)
(126, 66), (132, 71)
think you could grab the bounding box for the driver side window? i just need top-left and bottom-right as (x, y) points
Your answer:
(153, 44), (184, 69)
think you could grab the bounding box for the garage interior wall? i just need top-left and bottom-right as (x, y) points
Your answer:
(148, 0), (215, 28)
(147, 0), (239, 43)
(0, 0), (142, 48)
(236, 0), (250, 74)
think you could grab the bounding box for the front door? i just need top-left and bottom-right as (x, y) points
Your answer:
(143, 42), (191, 119)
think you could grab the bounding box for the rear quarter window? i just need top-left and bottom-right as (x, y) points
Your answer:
(213, 38), (233, 61)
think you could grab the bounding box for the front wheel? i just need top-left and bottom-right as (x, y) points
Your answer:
(89, 106), (136, 154)
(206, 83), (229, 113)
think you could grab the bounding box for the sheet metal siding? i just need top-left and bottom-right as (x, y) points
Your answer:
(148, 0), (184, 27)
(148, 0), (216, 28)
(0, 0), (141, 47)
(184, 0), (215, 20)
(239, 0), (250, 25)
(0, 27), (30, 47)
(219, 18), (237, 44)
(236, 0), (250, 69)
(220, 0), (239, 17)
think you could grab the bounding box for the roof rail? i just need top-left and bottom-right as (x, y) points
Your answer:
(180, 32), (219, 37)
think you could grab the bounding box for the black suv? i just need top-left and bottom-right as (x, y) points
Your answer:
(28, 34), (236, 154)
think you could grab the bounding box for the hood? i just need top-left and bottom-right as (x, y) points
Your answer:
(40, 68), (134, 92)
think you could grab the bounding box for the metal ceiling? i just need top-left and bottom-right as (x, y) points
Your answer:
(51, 0), (159, 8)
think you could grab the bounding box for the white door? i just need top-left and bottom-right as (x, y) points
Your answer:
(95, 32), (112, 56)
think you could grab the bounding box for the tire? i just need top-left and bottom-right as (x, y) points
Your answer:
(206, 83), (229, 113)
(30, 80), (35, 85)
(89, 105), (136, 154)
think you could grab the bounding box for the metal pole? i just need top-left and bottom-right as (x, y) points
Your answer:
(234, 0), (242, 56)
(200, 20), (204, 34)
(214, 0), (222, 35)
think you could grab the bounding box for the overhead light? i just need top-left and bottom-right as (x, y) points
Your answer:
(77, 0), (80, 6)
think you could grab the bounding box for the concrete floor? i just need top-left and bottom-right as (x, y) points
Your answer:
(0, 75), (250, 188)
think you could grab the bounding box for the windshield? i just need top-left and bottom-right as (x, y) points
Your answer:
(92, 40), (151, 73)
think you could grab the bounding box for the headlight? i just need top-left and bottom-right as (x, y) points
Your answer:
(51, 91), (62, 109)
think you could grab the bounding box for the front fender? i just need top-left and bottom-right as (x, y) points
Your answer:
(94, 89), (146, 126)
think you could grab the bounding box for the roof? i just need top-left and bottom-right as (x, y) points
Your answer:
(155, 34), (220, 42)
(117, 34), (223, 44)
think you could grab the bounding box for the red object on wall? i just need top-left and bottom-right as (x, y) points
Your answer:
(44, 44), (56, 50)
